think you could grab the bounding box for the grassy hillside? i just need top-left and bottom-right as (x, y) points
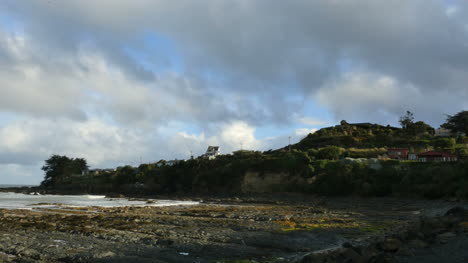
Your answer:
(293, 123), (437, 150)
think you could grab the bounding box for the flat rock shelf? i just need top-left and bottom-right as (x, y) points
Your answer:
(0, 195), (466, 263)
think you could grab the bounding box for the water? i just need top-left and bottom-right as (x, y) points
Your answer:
(0, 192), (200, 210)
(0, 184), (37, 188)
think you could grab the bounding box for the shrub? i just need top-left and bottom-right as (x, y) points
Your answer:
(317, 146), (344, 160)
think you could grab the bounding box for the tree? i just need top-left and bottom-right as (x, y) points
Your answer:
(114, 165), (137, 185)
(40, 155), (88, 187)
(399, 111), (414, 129)
(455, 147), (468, 160)
(434, 138), (456, 150)
(441, 110), (468, 135)
(406, 121), (435, 136)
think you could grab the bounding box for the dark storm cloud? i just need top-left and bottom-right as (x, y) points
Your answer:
(1, 0), (468, 125)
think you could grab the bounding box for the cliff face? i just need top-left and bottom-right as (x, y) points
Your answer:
(241, 172), (306, 193)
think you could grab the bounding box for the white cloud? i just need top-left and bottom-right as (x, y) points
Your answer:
(297, 117), (328, 126)
(295, 128), (318, 137)
(167, 121), (262, 157)
(315, 72), (463, 125)
(0, 118), (148, 167)
(0, 118), (286, 183)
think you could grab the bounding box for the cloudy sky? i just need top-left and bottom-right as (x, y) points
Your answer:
(1, 0), (467, 184)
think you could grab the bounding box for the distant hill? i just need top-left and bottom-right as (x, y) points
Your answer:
(288, 122), (437, 151)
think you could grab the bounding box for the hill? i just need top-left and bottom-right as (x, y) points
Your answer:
(292, 122), (438, 150)
(40, 121), (468, 199)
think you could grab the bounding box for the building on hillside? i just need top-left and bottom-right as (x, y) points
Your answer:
(88, 168), (116, 175)
(435, 128), (452, 137)
(408, 153), (417, 161)
(204, 146), (221, 160)
(81, 167), (90, 176)
(387, 148), (409, 160)
(166, 159), (183, 166)
(417, 151), (458, 162)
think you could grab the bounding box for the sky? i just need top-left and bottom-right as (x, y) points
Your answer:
(0, 0), (467, 185)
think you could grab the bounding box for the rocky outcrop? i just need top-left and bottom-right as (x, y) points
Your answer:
(297, 206), (468, 263)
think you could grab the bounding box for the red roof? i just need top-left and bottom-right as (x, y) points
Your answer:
(417, 151), (456, 158)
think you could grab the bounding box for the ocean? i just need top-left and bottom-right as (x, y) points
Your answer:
(0, 184), (38, 188)
(0, 192), (200, 210)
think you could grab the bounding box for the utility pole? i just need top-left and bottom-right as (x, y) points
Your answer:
(140, 156), (142, 165)
(190, 150), (194, 160)
(240, 143), (243, 150)
(288, 136), (291, 152)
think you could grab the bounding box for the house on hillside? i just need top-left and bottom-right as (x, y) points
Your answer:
(81, 167), (90, 176)
(204, 146), (221, 160)
(166, 159), (183, 166)
(88, 168), (116, 176)
(387, 148), (409, 160)
(417, 151), (458, 162)
(408, 153), (417, 161)
(435, 128), (452, 137)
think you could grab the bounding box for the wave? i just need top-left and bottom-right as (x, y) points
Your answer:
(84, 195), (106, 199)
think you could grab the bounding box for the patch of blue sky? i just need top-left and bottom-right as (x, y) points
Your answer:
(155, 120), (202, 137)
(123, 31), (185, 75)
(79, 89), (118, 126)
(254, 99), (332, 141)
(254, 125), (291, 139)
(0, 111), (20, 126)
(0, 12), (23, 34)
(302, 100), (334, 125)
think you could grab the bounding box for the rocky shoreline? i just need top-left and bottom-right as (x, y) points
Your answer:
(300, 206), (468, 263)
(0, 192), (466, 263)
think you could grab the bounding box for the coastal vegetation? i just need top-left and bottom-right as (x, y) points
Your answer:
(40, 111), (468, 199)
(40, 155), (88, 187)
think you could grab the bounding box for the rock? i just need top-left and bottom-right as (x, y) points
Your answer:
(445, 207), (467, 219)
(359, 246), (381, 262)
(396, 247), (413, 257)
(372, 254), (398, 263)
(436, 231), (456, 242)
(460, 221), (468, 232)
(407, 239), (429, 249)
(300, 252), (330, 263)
(20, 248), (40, 260)
(94, 251), (116, 258)
(339, 247), (362, 262)
(380, 238), (401, 252)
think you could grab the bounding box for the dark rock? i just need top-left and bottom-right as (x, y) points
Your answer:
(445, 207), (467, 219)
(436, 231), (456, 243)
(20, 248), (41, 260)
(380, 238), (401, 252)
(300, 252), (330, 263)
(407, 239), (429, 249)
(339, 247), (362, 262)
(94, 251), (116, 258)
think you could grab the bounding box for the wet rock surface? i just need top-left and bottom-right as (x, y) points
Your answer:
(0, 195), (466, 263)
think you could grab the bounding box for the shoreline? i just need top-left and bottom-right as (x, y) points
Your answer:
(0, 192), (467, 262)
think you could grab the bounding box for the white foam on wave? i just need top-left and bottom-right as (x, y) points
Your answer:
(0, 192), (201, 210)
(84, 195), (106, 199)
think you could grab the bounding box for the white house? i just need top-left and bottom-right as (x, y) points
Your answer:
(435, 128), (452, 137)
(408, 153), (417, 161)
(204, 146), (221, 160)
(166, 159), (183, 166)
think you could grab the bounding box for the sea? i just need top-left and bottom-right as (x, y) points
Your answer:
(0, 184), (38, 188)
(0, 192), (200, 210)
